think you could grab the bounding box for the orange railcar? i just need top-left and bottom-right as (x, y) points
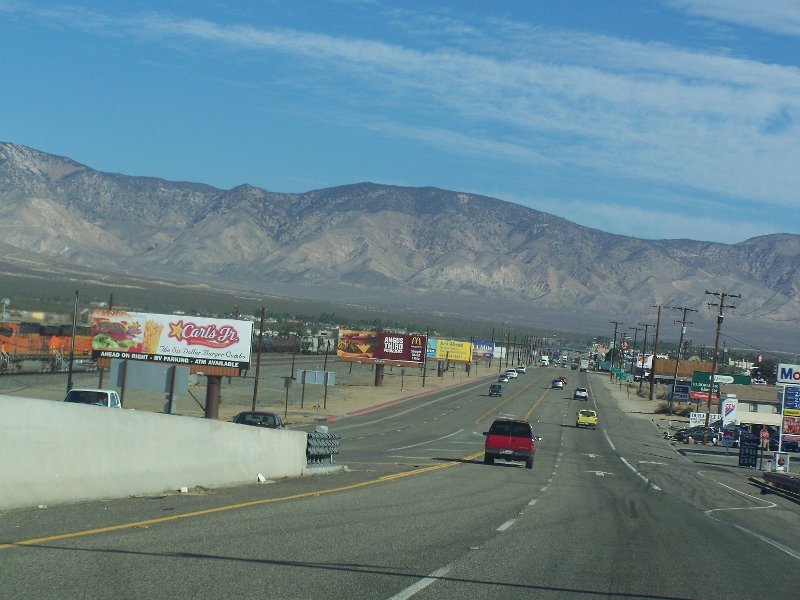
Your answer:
(0, 323), (93, 358)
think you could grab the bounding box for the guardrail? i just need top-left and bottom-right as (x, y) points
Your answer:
(748, 472), (800, 505)
(307, 429), (341, 466)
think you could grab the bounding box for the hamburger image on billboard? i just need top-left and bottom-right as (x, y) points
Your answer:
(336, 330), (378, 360)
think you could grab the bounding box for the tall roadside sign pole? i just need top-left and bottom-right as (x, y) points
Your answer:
(610, 321), (622, 380)
(649, 305), (661, 401)
(637, 322), (651, 394)
(703, 291), (740, 444)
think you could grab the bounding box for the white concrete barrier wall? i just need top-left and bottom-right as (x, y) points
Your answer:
(0, 395), (308, 511)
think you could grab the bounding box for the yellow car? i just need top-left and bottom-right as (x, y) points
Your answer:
(576, 409), (598, 429)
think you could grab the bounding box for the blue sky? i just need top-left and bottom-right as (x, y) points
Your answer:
(1, 1), (799, 243)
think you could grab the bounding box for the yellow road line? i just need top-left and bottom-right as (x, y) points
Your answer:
(0, 451), (485, 552)
(524, 387), (551, 421)
(475, 394), (516, 425)
(476, 382), (551, 425)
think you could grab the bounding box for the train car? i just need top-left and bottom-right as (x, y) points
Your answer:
(0, 322), (93, 359)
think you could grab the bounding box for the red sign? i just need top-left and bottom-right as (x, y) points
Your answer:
(783, 416), (800, 435)
(374, 333), (426, 364)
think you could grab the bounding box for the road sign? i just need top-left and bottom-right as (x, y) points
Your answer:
(784, 386), (800, 410)
(738, 434), (759, 468)
(691, 371), (751, 393)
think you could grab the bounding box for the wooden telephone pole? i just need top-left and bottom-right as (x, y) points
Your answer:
(703, 291), (741, 443)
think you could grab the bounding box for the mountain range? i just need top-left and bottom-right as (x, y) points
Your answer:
(1, 142), (799, 351)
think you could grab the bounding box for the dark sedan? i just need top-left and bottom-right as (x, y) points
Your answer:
(231, 411), (284, 429)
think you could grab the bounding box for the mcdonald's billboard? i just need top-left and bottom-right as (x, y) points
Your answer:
(337, 330), (426, 364)
(375, 332), (426, 363)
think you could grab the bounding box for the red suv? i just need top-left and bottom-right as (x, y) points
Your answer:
(483, 418), (536, 469)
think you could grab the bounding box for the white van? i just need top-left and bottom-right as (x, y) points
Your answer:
(63, 388), (122, 408)
(539, 356), (549, 367)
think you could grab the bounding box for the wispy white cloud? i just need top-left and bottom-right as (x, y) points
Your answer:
(6, 2), (800, 241)
(668, 0), (800, 37)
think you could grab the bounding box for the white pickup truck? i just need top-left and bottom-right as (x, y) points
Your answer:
(63, 388), (122, 408)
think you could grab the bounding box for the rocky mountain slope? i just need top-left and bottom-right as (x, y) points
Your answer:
(1, 142), (798, 347)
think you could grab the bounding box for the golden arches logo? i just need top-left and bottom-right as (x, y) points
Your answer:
(411, 336), (423, 346)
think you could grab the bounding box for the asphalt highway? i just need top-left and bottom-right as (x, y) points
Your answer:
(2, 366), (798, 599)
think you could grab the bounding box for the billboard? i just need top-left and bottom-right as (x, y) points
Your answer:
(375, 333), (426, 364)
(434, 339), (472, 363)
(91, 310), (252, 369)
(337, 330), (425, 364)
(777, 363), (800, 384)
(337, 330), (378, 361)
(472, 340), (494, 361)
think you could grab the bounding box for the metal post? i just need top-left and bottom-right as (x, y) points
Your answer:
(98, 292), (113, 388)
(166, 365), (177, 414)
(204, 376), (221, 419)
(422, 328), (429, 388)
(119, 359), (128, 407)
(252, 306), (265, 411)
(66, 289), (79, 394)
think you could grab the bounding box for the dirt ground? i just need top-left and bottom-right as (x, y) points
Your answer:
(0, 356), (498, 426)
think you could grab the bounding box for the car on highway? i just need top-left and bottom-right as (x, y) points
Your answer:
(573, 387), (588, 401)
(674, 426), (722, 444)
(505, 369), (518, 379)
(231, 411), (284, 428)
(498, 374), (510, 383)
(63, 388), (122, 408)
(576, 409), (598, 428)
(551, 378), (564, 389)
(559, 376), (568, 385)
(489, 384), (503, 397)
(483, 418), (536, 469)
(515, 365), (527, 374)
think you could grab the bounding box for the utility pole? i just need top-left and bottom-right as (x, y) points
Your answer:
(703, 291), (741, 443)
(637, 323), (651, 394)
(498, 327), (504, 373)
(669, 306), (697, 414)
(610, 321), (622, 380)
(649, 305), (661, 401)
